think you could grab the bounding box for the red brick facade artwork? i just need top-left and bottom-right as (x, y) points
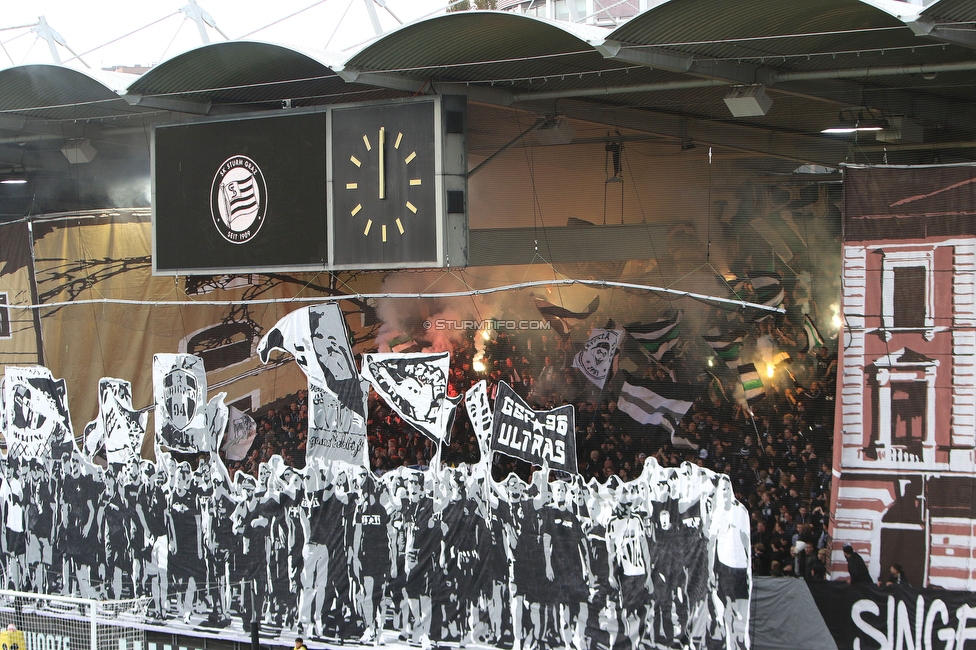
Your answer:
(829, 164), (976, 588)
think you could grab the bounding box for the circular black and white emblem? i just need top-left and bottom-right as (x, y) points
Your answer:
(210, 155), (267, 244)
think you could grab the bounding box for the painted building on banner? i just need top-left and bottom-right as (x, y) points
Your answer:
(830, 164), (976, 589)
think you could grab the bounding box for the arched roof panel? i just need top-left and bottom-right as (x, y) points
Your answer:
(344, 11), (610, 78)
(607, 0), (970, 73)
(127, 41), (399, 109)
(0, 64), (145, 121)
(922, 0), (976, 22)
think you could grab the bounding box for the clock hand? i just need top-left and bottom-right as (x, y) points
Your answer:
(378, 126), (386, 200)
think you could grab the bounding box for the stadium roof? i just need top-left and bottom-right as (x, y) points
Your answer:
(0, 0), (974, 216)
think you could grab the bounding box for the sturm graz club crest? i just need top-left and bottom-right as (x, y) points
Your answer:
(163, 367), (198, 431)
(210, 155), (267, 244)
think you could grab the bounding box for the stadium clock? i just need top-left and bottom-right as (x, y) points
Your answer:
(331, 100), (438, 268)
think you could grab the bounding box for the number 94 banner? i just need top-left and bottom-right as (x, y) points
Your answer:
(490, 381), (576, 473)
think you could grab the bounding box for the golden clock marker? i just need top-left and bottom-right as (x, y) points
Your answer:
(394, 132), (403, 149)
(396, 218), (405, 234)
(404, 151), (416, 165)
(350, 155), (361, 167)
(364, 219), (372, 236)
(346, 183), (358, 190)
(409, 179), (422, 186)
(378, 126), (386, 200)
(363, 135), (371, 151)
(406, 201), (418, 213)
(382, 224), (387, 242)
(351, 204), (362, 216)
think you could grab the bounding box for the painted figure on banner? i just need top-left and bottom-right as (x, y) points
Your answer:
(83, 378), (147, 466)
(152, 354), (228, 454)
(2, 366), (73, 460)
(464, 380), (493, 459)
(258, 305), (369, 466)
(573, 328), (623, 389)
(0, 363), (753, 650)
(361, 351), (461, 444)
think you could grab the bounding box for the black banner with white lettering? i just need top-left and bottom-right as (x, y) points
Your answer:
(490, 381), (576, 473)
(807, 580), (976, 650)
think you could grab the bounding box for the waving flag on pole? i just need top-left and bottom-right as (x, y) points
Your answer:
(804, 314), (826, 351)
(617, 373), (694, 433)
(534, 295), (600, 338)
(747, 271), (785, 309)
(257, 304), (369, 465)
(361, 351), (460, 444)
(737, 363), (766, 404)
(573, 328), (623, 389)
(465, 380), (493, 459)
(703, 328), (746, 367)
(388, 333), (421, 353)
(83, 378), (147, 465)
(625, 311), (682, 360)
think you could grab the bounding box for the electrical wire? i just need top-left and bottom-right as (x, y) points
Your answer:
(4, 278), (786, 313)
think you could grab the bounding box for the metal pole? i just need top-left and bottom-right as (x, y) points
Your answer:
(90, 602), (98, 650)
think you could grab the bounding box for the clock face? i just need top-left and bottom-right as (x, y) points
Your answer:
(332, 102), (437, 267)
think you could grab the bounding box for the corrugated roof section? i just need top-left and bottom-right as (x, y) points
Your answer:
(922, 0), (976, 23)
(602, 0), (970, 74)
(127, 41), (397, 109)
(0, 64), (148, 121)
(345, 11), (607, 74)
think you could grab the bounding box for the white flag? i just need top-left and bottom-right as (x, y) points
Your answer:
(83, 378), (147, 465)
(361, 351), (460, 444)
(573, 328), (623, 389)
(152, 354), (227, 454)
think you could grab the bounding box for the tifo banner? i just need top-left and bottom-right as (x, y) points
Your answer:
(0, 389), (752, 649)
(490, 381), (576, 472)
(465, 380), (493, 458)
(831, 164), (976, 590)
(222, 405), (257, 461)
(83, 378), (147, 465)
(572, 327), (622, 389)
(152, 354), (228, 453)
(807, 581), (976, 650)
(258, 304), (369, 465)
(1, 366), (73, 459)
(360, 351), (459, 443)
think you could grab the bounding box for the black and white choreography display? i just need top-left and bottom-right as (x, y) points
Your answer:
(0, 303), (752, 650)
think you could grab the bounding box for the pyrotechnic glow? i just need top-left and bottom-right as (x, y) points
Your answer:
(829, 303), (841, 331)
(473, 359), (486, 373)
(707, 358), (714, 367)
(481, 328), (491, 341)
(766, 363), (775, 378)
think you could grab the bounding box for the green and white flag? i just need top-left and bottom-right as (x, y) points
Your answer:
(737, 363), (765, 404)
(804, 314), (825, 352)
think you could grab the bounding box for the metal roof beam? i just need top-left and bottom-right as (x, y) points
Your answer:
(122, 93), (212, 115)
(516, 54), (976, 139)
(518, 98), (850, 166)
(597, 39), (774, 86)
(905, 16), (976, 51)
(334, 67), (426, 92)
(335, 66), (516, 105)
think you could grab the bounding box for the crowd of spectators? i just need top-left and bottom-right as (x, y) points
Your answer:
(221, 275), (839, 581)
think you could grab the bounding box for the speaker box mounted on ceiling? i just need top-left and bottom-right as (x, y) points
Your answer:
(723, 85), (773, 118)
(61, 139), (97, 164)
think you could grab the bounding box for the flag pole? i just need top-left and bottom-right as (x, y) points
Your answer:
(749, 412), (763, 446)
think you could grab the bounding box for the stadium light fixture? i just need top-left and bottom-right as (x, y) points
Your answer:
(822, 108), (887, 134)
(0, 166), (27, 184)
